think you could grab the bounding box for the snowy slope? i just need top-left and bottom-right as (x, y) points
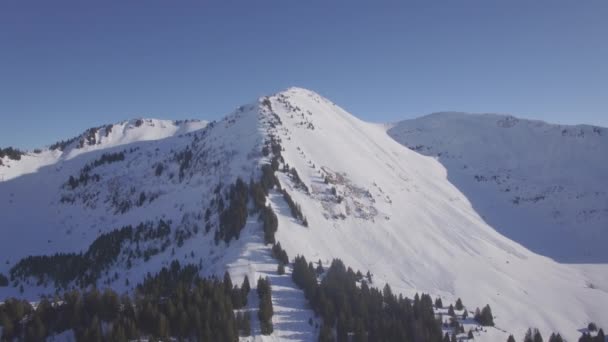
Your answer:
(1, 89), (607, 341)
(261, 89), (608, 341)
(0, 118), (207, 182)
(387, 112), (608, 264)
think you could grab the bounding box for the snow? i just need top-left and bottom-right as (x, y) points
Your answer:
(387, 112), (608, 263)
(0, 118), (207, 182)
(0, 88), (606, 341)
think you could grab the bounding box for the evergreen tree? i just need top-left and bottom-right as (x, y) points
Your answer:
(455, 298), (464, 310)
(258, 277), (274, 335)
(0, 273), (8, 287)
(468, 330), (474, 339)
(533, 329), (543, 342)
(507, 334), (516, 342)
(242, 275), (251, 294)
(548, 333), (564, 342)
(596, 329), (605, 342)
(224, 271), (233, 294)
(435, 297), (443, 309)
(474, 304), (494, 326)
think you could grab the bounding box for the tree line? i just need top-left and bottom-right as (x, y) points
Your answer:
(292, 255), (444, 342)
(9, 221), (173, 289)
(0, 260), (250, 341)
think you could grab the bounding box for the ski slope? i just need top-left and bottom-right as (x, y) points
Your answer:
(0, 88), (606, 341)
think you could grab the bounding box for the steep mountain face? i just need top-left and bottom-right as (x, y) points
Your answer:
(1, 90), (607, 341)
(387, 112), (608, 264)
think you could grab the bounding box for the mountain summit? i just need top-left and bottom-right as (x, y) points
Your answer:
(0, 88), (606, 341)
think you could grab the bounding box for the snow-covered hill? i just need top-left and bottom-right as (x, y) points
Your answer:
(1, 90), (607, 341)
(0, 118), (207, 182)
(387, 112), (608, 264)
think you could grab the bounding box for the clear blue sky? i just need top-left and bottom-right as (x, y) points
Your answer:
(1, 1), (607, 149)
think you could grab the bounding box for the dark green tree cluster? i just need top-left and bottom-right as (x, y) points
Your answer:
(0, 147), (23, 160)
(257, 277), (274, 335)
(79, 127), (101, 147)
(175, 147), (193, 180)
(49, 135), (79, 151)
(0, 273), (9, 287)
(289, 167), (309, 193)
(67, 151), (127, 189)
(236, 311), (252, 336)
(260, 205), (278, 244)
(281, 189), (308, 226)
(217, 178), (249, 244)
(261, 163), (280, 191)
(0, 298), (33, 340)
(292, 256), (444, 342)
(1, 261), (246, 341)
(272, 242), (289, 265)
(548, 332), (564, 342)
(67, 172), (101, 190)
(455, 298), (463, 310)
(524, 328), (544, 342)
(249, 170), (280, 245)
(10, 221), (173, 289)
(86, 151), (126, 170)
(474, 304), (494, 326)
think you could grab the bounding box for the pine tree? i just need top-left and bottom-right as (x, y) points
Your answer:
(474, 304), (494, 326)
(448, 304), (455, 316)
(532, 329), (543, 342)
(258, 277), (274, 335)
(224, 271), (233, 294)
(456, 298), (464, 310)
(242, 275), (251, 293)
(0, 273), (8, 287)
(548, 333), (564, 342)
(435, 297), (443, 309)
(468, 330), (474, 339)
(507, 334), (516, 342)
(596, 329), (605, 342)
(277, 262), (285, 275)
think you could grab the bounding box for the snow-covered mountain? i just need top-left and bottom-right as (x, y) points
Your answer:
(0, 118), (207, 182)
(1, 89), (607, 341)
(387, 112), (608, 264)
